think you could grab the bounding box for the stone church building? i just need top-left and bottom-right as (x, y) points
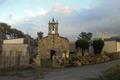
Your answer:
(36, 18), (69, 65)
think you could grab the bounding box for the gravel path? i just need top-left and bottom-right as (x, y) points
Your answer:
(42, 59), (120, 80)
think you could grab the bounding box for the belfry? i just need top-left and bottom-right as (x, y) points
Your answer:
(48, 18), (59, 35)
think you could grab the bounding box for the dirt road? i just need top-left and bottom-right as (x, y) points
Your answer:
(42, 60), (120, 80)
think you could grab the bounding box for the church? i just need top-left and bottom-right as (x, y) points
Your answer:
(36, 18), (69, 65)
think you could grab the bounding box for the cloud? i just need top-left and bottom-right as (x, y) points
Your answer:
(24, 8), (48, 17)
(56, 0), (120, 39)
(52, 3), (73, 14)
(3, 0), (120, 41)
(0, 17), (3, 20)
(24, 10), (36, 17)
(37, 8), (48, 16)
(83, 0), (120, 35)
(7, 15), (30, 27)
(6, 8), (48, 27)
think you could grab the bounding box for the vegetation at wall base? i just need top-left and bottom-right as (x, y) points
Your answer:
(69, 53), (120, 66)
(0, 65), (35, 76)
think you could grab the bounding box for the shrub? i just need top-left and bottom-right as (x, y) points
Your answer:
(93, 39), (104, 54)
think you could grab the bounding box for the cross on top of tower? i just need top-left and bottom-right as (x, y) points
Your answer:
(52, 17), (55, 22)
(49, 17), (58, 23)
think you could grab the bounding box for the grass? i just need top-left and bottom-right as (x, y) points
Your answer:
(88, 64), (120, 80)
(0, 61), (61, 79)
(0, 66), (50, 79)
(0, 66), (35, 76)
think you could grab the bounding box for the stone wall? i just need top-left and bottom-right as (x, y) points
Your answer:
(103, 41), (117, 53)
(38, 34), (69, 59)
(36, 34), (69, 66)
(0, 44), (29, 68)
(3, 38), (24, 44)
(117, 42), (120, 52)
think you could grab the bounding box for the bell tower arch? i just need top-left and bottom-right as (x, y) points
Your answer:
(48, 18), (59, 35)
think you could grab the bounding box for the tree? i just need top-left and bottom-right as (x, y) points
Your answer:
(75, 32), (92, 56)
(34, 31), (44, 47)
(0, 23), (11, 39)
(78, 32), (92, 41)
(75, 39), (89, 56)
(93, 39), (104, 54)
(0, 22), (25, 39)
(9, 28), (25, 38)
(37, 31), (43, 39)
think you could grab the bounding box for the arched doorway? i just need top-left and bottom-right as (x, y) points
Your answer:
(50, 48), (60, 61)
(50, 50), (56, 61)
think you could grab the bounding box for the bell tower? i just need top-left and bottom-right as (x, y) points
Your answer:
(48, 18), (59, 35)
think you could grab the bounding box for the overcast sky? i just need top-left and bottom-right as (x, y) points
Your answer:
(0, 0), (120, 41)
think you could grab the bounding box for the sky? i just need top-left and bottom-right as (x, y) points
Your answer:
(0, 0), (120, 41)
